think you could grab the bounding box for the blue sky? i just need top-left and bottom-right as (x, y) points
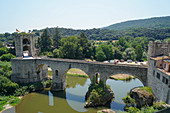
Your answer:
(0, 0), (170, 33)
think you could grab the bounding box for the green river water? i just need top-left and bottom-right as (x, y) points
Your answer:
(3, 76), (143, 113)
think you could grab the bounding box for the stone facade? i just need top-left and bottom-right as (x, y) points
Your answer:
(147, 41), (170, 104)
(148, 41), (170, 58)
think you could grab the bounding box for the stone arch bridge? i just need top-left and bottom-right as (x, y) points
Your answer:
(11, 57), (148, 91)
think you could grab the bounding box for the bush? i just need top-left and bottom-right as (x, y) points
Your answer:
(140, 106), (158, 113)
(14, 86), (30, 96)
(41, 79), (52, 88)
(0, 75), (19, 95)
(153, 102), (165, 110)
(0, 61), (12, 78)
(122, 94), (135, 106)
(8, 97), (21, 106)
(0, 47), (8, 56)
(0, 53), (15, 61)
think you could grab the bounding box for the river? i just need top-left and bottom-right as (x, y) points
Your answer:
(3, 76), (143, 113)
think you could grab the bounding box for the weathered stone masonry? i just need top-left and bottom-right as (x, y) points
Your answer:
(11, 58), (148, 91)
(147, 41), (170, 104)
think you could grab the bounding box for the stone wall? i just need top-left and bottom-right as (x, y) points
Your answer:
(11, 58), (148, 91)
(148, 41), (170, 57)
(14, 34), (35, 57)
(148, 59), (170, 104)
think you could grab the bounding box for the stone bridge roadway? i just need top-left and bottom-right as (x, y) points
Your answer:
(11, 58), (148, 91)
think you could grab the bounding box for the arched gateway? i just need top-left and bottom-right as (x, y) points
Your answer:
(11, 34), (148, 91)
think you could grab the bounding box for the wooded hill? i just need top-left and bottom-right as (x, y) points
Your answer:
(1, 16), (170, 43)
(103, 16), (170, 30)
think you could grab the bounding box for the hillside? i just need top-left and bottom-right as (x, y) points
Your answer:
(104, 16), (170, 30)
(1, 16), (170, 43)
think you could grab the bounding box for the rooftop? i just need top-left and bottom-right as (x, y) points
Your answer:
(150, 56), (169, 60)
(164, 60), (170, 63)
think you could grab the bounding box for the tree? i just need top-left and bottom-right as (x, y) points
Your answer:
(95, 47), (106, 61)
(123, 48), (136, 60)
(79, 32), (90, 57)
(0, 53), (16, 61)
(38, 28), (51, 52)
(97, 44), (114, 60)
(53, 27), (62, 48)
(135, 45), (143, 60)
(59, 36), (83, 59)
(0, 75), (19, 95)
(113, 47), (122, 59)
(0, 47), (8, 56)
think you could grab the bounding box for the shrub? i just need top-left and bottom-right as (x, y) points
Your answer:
(87, 89), (100, 103)
(8, 97), (21, 106)
(127, 106), (139, 113)
(41, 79), (52, 88)
(122, 94), (135, 105)
(0, 75), (19, 95)
(140, 106), (158, 113)
(0, 47), (8, 56)
(153, 102), (165, 110)
(14, 86), (29, 96)
(0, 53), (15, 61)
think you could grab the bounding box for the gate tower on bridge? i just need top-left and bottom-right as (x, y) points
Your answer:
(15, 34), (35, 57)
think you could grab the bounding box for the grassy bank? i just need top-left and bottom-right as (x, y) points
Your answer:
(0, 96), (21, 112)
(66, 73), (88, 78)
(110, 74), (135, 81)
(67, 68), (88, 77)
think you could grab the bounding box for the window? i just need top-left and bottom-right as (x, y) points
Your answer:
(164, 63), (166, 68)
(156, 73), (160, 79)
(166, 79), (168, 85)
(154, 61), (156, 66)
(153, 70), (155, 76)
(55, 70), (58, 76)
(162, 76), (169, 85)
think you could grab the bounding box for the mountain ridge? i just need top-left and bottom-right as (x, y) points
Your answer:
(103, 16), (170, 30)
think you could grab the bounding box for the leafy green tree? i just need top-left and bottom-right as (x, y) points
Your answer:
(135, 45), (143, 60)
(53, 27), (62, 48)
(79, 32), (90, 57)
(53, 49), (59, 58)
(59, 36), (83, 59)
(0, 75), (19, 95)
(0, 53), (16, 61)
(95, 47), (106, 61)
(113, 47), (122, 59)
(0, 47), (8, 56)
(123, 48), (136, 60)
(97, 44), (114, 60)
(38, 28), (51, 52)
(117, 37), (129, 51)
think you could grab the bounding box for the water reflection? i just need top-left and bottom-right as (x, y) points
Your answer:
(48, 91), (54, 106)
(66, 76), (87, 88)
(2, 76), (143, 113)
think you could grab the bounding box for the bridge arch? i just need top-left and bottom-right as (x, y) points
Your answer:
(106, 73), (145, 86)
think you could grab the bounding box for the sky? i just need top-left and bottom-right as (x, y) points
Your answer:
(0, 0), (170, 33)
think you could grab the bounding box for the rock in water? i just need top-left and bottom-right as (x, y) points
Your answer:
(130, 87), (155, 108)
(97, 109), (115, 113)
(84, 89), (114, 108)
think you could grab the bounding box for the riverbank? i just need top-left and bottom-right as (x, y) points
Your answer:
(110, 74), (135, 81)
(0, 96), (22, 113)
